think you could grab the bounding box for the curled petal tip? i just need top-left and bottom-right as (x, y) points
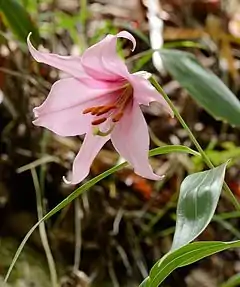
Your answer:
(63, 176), (74, 185)
(27, 31), (42, 63)
(117, 30), (136, 51)
(27, 32), (32, 41)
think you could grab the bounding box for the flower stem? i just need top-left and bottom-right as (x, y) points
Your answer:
(149, 76), (240, 211)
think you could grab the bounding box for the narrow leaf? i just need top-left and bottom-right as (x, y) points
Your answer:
(160, 49), (240, 126)
(149, 145), (200, 157)
(143, 240), (240, 287)
(171, 162), (228, 251)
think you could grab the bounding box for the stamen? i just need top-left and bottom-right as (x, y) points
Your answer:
(83, 84), (133, 135)
(117, 90), (132, 109)
(91, 106), (104, 115)
(96, 105), (117, 116)
(91, 117), (107, 125)
(112, 111), (124, 122)
(82, 107), (96, 114)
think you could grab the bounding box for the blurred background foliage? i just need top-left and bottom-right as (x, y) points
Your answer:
(1, 0), (240, 286)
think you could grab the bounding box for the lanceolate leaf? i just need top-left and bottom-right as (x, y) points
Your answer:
(0, 0), (40, 45)
(140, 240), (240, 287)
(159, 49), (240, 126)
(171, 162), (228, 251)
(140, 163), (230, 287)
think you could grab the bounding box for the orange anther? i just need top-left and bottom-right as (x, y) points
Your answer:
(82, 107), (95, 114)
(96, 105), (116, 116)
(91, 117), (107, 125)
(91, 106), (104, 115)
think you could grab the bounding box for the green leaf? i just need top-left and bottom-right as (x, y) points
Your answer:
(139, 277), (149, 287)
(4, 145), (198, 283)
(0, 0), (40, 45)
(159, 49), (240, 126)
(171, 162), (228, 251)
(142, 240), (240, 287)
(140, 162), (229, 287)
(149, 145), (200, 157)
(221, 273), (240, 287)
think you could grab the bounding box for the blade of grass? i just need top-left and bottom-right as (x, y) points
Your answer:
(17, 155), (59, 174)
(73, 198), (82, 272)
(31, 168), (58, 287)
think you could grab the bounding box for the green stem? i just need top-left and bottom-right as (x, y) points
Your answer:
(149, 76), (240, 211)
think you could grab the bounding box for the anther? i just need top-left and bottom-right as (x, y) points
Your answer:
(91, 117), (107, 125)
(82, 107), (95, 114)
(91, 106), (105, 115)
(112, 112), (124, 122)
(96, 105), (116, 116)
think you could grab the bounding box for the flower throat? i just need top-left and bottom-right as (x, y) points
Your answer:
(82, 85), (133, 136)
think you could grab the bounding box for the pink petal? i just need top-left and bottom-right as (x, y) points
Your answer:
(111, 101), (162, 180)
(64, 132), (110, 184)
(130, 73), (174, 117)
(27, 33), (84, 78)
(81, 31), (136, 81)
(33, 78), (108, 136)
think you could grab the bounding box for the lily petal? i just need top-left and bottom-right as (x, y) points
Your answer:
(33, 78), (108, 136)
(81, 31), (136, 81)
(64, 132), (110, 184)
(27, 33), (85, 78)
(130, 73), (174, 117)
(111, 101), (162, 180)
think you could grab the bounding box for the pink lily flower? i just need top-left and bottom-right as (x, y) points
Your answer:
(28, 31), (173, 184)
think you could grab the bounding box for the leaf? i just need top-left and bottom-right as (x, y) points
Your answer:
(140, 162), (229, 287)
(142, 240), (240, 287)
(221, 273), (240, 287)
(4, 144), (198, 283)
(0, 0), (40, 45)
(159, 49), (240, 126)
(149, 145), (200, 157)
(171, 162), (228, 251)
(139, 277), (149, 287)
